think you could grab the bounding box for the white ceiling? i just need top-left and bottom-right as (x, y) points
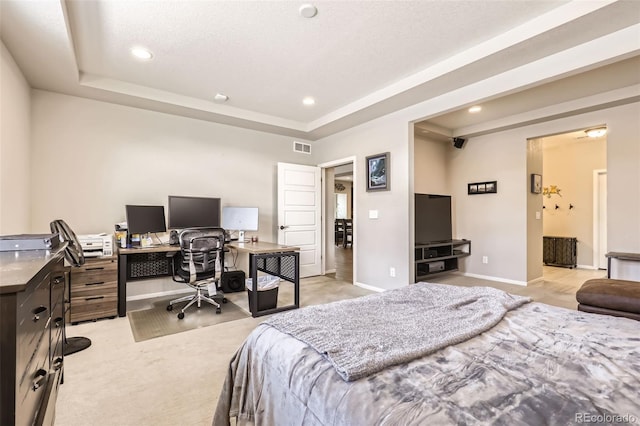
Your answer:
(1, 1), (639, 140)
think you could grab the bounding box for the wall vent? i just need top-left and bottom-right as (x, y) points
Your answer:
(293, 141), (311, 154)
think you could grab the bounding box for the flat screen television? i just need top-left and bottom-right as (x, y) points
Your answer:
(167, 195), (221, 229)
(415, 193), (452, 244)
(125, 205), (167, 235)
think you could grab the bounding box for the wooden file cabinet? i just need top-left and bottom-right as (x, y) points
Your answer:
(0, 248), (67, 426)
(69, 256), (118, 323)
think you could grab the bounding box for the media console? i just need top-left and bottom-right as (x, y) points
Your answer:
(415, 239), (471, 280)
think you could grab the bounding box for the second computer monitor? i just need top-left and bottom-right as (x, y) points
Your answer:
(222, 207), (258, 241)
(168, 196), (221, 229)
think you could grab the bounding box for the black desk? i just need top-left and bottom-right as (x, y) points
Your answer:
(229, 241), (300, 317)
(117, 245), (179, 317)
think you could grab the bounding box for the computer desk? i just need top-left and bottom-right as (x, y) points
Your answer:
(228, 241), (300, 317)
(117, 241), (300, 318)
(117, 244), (180, 317)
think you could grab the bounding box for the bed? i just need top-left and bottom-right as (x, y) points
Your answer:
(214, 282), (640, 426)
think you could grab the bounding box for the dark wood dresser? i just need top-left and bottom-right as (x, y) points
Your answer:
(0, 246), (67, 426)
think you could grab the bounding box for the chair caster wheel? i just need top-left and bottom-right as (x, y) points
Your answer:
(177, 312), (185, 319)
(222, 298), (228, 304)
(216, 308), (221, 314)
(167, 305), (173, 311)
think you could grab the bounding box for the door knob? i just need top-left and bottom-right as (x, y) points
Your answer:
(279, 225), (289, 230)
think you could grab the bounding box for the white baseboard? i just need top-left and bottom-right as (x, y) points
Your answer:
(325, 268), (337, 274)
(127, 288), (192, 302)
(354, 281), (385, 292)
(460, 272), (528, 287)
(577, 264), (597, 270)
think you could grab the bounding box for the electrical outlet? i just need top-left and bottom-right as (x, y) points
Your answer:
(389, 267), (396, 277)
(482, 256), (489, 264)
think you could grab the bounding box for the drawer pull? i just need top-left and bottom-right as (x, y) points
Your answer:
(85, 296), (104, 301)
(32, 369), (47, 391)
(32, 305), (47, 322)
(52, 275), (65, 285)
(53, 357), (64, 371)
(85, 267), (105, 271)
(54, 317), (64, 328)
(85, 281), (105, 286)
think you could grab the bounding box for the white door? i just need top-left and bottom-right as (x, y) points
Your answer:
(597, 171), (607, 269)
(277, 162), (322, 277)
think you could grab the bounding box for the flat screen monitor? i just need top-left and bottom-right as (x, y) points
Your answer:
(415, 194), (452, 244)
(125, 205), (167, 235)
(222, 207), (258, 241)
(168, 196), (221, 229)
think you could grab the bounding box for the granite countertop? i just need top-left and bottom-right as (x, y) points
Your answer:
(0, 245), (66, 294)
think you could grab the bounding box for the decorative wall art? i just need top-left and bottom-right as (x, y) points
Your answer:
(366, 152), (390, 192)
(468, 180), (497, 195)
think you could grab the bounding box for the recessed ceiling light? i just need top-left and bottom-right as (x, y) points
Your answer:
(468, 105), (482, 113)
(299, 4), (318, 18)
(302, 97), (315, 106)
(213, 93), (229, 103)
(130, 47), (153, 60)
(585, 127), (607, 138)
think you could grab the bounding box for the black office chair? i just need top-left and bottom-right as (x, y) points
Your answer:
(50, 219), (92, 355)
(335, 219), (345, 246)
(166, 227), (226, 319)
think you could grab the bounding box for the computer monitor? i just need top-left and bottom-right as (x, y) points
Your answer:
(125, 205), (167, 235)
(222, 207), (258, 241)
(168, 196), (221, 229)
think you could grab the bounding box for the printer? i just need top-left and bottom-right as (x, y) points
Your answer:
(78, 234), (114, 257)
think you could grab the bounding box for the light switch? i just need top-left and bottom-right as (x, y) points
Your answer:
(369, 210), (379, 219)
(535, 211), (541, 220)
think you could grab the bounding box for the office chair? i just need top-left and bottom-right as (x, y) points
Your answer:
(166, 227), (226, 319)
(50, 219), (92, 355)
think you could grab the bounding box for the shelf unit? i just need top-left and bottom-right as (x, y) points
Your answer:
(415, 239), (471, 280)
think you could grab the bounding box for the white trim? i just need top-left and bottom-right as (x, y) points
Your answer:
(318, 156), (357, 285)
(127, 288), (192, 302)
(593, 169), (607, 270)
(354, 281), (385, 293)
(577, 264), (598, 270)
(461, 272), (527, 287)
(325, 268), (336, 274)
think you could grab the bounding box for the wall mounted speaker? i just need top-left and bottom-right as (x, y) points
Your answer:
(221, 270), (246, 293)
(453, 137), (466, 149)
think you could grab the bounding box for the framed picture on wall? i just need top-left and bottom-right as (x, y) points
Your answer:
(366, 152), (390, 191)
(531, 174), (542, 194)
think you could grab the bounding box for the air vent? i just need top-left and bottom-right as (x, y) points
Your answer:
(293, 141), (311, 154)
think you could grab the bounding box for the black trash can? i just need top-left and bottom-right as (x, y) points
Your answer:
(246, 275), (279, 313)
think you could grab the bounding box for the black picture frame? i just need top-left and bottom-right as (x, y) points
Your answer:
(468, 180), (497, 195)
(366, 152), (390, 192)
(531, 173), (542, 194)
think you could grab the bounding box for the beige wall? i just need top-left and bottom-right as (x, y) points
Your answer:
(0, 42), (31, 234)
(29, 91), (315, 241)
(542, 137), (606, 268)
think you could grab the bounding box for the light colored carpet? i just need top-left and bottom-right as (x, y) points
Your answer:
(128, 296), (249, 342)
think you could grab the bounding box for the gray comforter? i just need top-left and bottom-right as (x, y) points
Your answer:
(214, 286), (640, 426)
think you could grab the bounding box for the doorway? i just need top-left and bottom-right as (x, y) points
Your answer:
(539, 128), (607, 273)
(319, 157), (356, 284)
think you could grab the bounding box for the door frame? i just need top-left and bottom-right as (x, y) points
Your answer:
(593, 169), (607, 270)
(318, 156), (357, 284)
